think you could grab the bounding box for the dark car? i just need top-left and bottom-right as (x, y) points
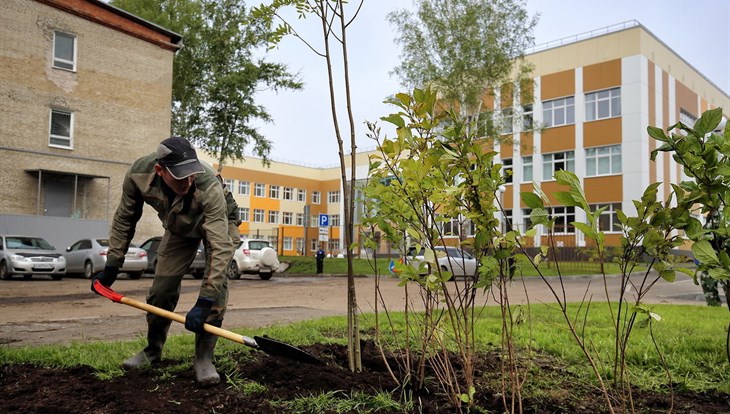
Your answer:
(139, 237), (205, 279)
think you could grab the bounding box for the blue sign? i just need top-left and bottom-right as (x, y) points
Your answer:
(319, 214), (329, 227)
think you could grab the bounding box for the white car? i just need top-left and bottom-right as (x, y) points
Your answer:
(0, 235), (66, 280)
(64, 238), (148, 280)
(228, 239), (279, 280)
(407, 246), (479, 277)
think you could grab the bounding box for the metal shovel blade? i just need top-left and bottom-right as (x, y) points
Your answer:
(254, 336), (322, 365)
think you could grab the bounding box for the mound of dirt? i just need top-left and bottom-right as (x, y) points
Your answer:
(1, 341), (728, 413)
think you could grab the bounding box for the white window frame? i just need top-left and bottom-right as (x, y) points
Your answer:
(501, 108), (514, 134)
(224, 179), (234, 190)
(328, 190), (340, 203)
(53, 31), (76, 71)
(296, 213), (304, 226)
(254, 183), (265, 197)
(238, 207), (249, 222)
(586, 145), (622, 176)
(590, 203), (622, 233)
(49, 109), (73, 149)
(522, 156), (533, 182)
(502, 158), (513, 183)
(297, 189), (307, 202)
(586, 87), (621, 121)
(546, 206), (575, 235)
(283, 237), (293, 251)
(282, 187), (293, 200)
(331, 214), (340, 227)
(269, 185), (280, 199)
(542, 96), (575, 127)
(542, 151), (575, 181)
(502, 209), (513, 233)
(521, 103), (533, 131)
(679, 108), (697, 127)
(312, 191), (321, 204)
(253, 209), (265, 223)
(296, 238), (304, 254)
(238, 181), (250, 195)
(310, 239), (318, 251)
(268, 210), (279, 224)
(282, 212), (293, 225)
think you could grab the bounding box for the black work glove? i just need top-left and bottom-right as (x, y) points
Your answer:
(91, 266), (119, 294)
(185, 297), (214, 334)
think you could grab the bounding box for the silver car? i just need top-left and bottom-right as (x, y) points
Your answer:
(64, 238), (147, 279)
(407, 246), (479, 277)
(228, 239), (279, 280)
(0, 235), (66, 280)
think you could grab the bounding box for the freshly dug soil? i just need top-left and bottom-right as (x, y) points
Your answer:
(1, 341), (728, 414)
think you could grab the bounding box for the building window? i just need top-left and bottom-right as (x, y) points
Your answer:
(522, 156), (533, 182)
(224, 179), (234, 190)
(331, 214), (340, 227)
(436, 215), (461, 237)
(53, 31), (76, 71)
(268, 210), (279, 224)
(586, 145), (622, 176)
(238, 181), (250, 195)
(253, 209), (265, 223)
(269, 185), (280, 199)
(502, 158), (513, 183)
(501, 108), (513, 134)
(522, 103), (533, 130)
(522, 208), (532, 232)
(501, 209), (513, 233)
(548, 206), (575, 234)
(238, 207), (249, 222)
(296, 238), (304, 254)
(590, 203), (622, 233)
(328, 238), (340, 252)
(679, 108), (697, 126)
(283, 187), (293, 200)
(310, 239), (318, 251)
(542, 151), (575, 181)
(297, 189), (306, 202)
(312, 191), (321, 204)
(328, 190), (340, 203)
(542, 96), (575, 127)
(49, 109), (73, 148)
(254, 183), (265, 197)
(296, 213), (304, 226)
(283, 237), (293, 250)
(586, 87), (621, 121)
(282, 212), (293, 225)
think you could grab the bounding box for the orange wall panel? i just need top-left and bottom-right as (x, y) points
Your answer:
(583, 117), (622, 147)
(519, 132), (534, 155)
(500, 142), (514, 158)
(583, 59), (621, 92)
(584, 176), (622, 203)
(540, 181), (571, 205)
(675, 80), (698, 117)
(541, 70), (575, 101)
(541, 125), (576, 153)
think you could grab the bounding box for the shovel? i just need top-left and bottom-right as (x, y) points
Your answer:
(93, 280), (321, 364)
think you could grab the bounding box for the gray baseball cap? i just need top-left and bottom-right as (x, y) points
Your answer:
(156, 137), (205, 179)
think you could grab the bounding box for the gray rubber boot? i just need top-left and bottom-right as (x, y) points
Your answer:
(121, 319), (170, 370)
(194, 331), (220, 385)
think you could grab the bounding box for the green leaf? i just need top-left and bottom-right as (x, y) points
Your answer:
(659, 269), (676, 282)
(573, 222), (596, 240)
(554, 191), (579, 207)
(521, 192), (544, 209)
(530, 208), (549, 226)
(708, 267), (730, 281)
(381, 114), (406, 129)
(692, 240), (720, 266)
(647, 125), (669, 143)
(694, 107), (723, 136)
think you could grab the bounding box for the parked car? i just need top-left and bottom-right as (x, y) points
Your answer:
(139, 237), (205, 279)
(228, 238), (279, 280)
(407, 246), (479, 277)
(0, 235), (66, 280)
(64, 238), (147, 280)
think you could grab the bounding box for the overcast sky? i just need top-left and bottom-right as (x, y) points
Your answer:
(251, 0), (730, 167)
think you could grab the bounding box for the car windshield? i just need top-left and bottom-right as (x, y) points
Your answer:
(248, 241), (271, 250)
(6, 237), (54, 250)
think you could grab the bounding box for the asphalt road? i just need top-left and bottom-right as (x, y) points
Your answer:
(0, 271), (718, 348)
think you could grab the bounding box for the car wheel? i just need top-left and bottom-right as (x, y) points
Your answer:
(84, 261), (95, 279)
(259, 247), (278, 268)
(227, 261), (240, 280)
(0, 261), (10, 280)
(51, 274), (62, 281)
(128, 272), (143, 280)
(258, 272), (273, 280)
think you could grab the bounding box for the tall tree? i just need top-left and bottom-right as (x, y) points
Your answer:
(252, 0), (364, 372)
(388, 0), (538, 118)
(111, 0), (302, 169)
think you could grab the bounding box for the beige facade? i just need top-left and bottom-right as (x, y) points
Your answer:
(0, 0), (180, 245)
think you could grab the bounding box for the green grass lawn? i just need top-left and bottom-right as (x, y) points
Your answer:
(282, 254), (633, 276)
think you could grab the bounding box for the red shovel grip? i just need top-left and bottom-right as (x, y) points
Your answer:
(93, 280), (125, 303)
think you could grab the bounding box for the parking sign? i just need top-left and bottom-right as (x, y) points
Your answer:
(319, 214), (329, 227)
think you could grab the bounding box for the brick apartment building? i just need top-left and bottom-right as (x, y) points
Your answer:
(0, 0), (181, 248)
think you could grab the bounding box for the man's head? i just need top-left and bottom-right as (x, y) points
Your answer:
(154, 137), (204, 195)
